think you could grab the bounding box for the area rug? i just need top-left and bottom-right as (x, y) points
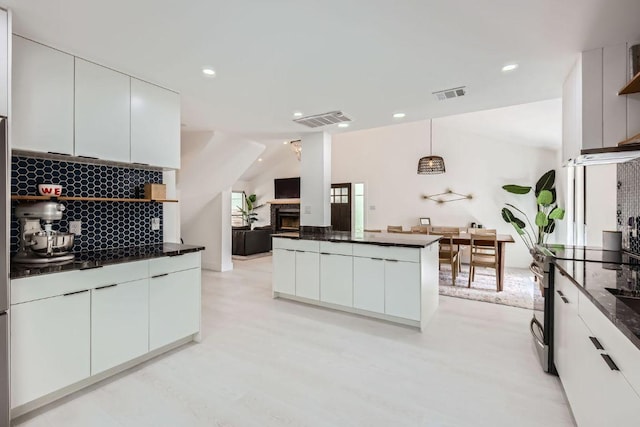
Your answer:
(439, 266), (543, 309)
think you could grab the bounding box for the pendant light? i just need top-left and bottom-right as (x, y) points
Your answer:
(417, 119), (446, 174)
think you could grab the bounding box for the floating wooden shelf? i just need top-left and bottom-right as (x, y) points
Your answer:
(619, 72), (640, 95)
(11, 195), (178, 203)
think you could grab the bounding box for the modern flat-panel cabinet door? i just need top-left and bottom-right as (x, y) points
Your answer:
(353, 257), (385, 313)
(75, 58), (130, 162)
(320, 253), (353, 307)
(91, 279), (149, 375)
(130, 78), (180, 168)
(149, 268), (200, 351)
(12, 36), (74, 154)
(384, 260), (420, 321)
(10, 290), (90, 407)
(273, 248), (296, 295)
(295, 250), (320, 300)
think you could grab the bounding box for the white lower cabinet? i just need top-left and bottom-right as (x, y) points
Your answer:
(554, 269), (640, 427)
(320, 253), (353, 307)
(273, 249), (296, 294)
(353, 257), (385, 313)
(11, 290), (91, 408)
(149, 268), (201, 350)
(91, 279), (149, 375)
(384, 260), (421, 321)
(295, 251), (320, 300)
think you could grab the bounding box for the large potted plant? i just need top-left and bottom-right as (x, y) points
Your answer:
(238, 193), (260, 229)
(500, 170), (565, 252)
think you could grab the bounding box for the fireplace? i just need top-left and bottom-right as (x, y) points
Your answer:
(270, 203), (300, 233)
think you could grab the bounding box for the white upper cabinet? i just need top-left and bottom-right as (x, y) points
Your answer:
(130, 78), (180, 169)
(74, 58), (130, 162)
(563, 42), (639, 165)
(0, 9), (8, 117)
(12, 36), (74, 154)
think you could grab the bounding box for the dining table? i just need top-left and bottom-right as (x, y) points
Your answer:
(450, 233), (516, 291)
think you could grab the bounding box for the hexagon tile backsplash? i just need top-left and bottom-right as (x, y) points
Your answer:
(10, 155), (164, 253)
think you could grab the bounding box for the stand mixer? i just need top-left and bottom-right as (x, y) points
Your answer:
(13, 201), (75, 264)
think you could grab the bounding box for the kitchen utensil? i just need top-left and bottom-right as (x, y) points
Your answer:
(37, 184), (63, 197)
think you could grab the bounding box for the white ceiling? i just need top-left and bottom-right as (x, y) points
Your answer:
(2, 0), (639, 143)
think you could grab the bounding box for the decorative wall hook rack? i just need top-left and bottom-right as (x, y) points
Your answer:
(422, 189), (473, 204)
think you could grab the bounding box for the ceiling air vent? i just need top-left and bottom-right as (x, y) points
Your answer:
(293, 111), (351, 128)
(433, 86), (466, 101)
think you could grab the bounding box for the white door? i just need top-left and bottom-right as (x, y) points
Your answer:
(91, 279), (149, 375)
(12, 36), (74, 154)
(353, 257), (385, 313)
(295, 251), (319, 300)
(273, 248), (295, 295)
(149, 268), (201, 350)
(11, 290), (90, 407)
(75, 58), (130, 162)
(130, 78), (180, 168)
(384, 260), (421, 321)
(320, 253), (353, 307)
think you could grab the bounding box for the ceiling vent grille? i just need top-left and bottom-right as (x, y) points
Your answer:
(433, 86), (466, 101)
(293, 111), (351, 128)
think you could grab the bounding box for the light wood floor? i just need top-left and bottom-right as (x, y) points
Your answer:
(15, 256), (575, 427)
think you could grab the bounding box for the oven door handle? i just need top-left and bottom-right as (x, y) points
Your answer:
(530, 317), (545, 349)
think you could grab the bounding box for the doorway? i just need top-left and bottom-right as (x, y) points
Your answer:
(331, 183), (352, 232)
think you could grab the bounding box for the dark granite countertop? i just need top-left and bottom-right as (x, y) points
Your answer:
(273, 231), (441, 248)
(554, 256), (640, 350)
(10, 243), (205, 279)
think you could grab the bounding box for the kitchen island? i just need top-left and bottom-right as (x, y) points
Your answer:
(9, 243), (204, 418)
(272, 232), (440, 330)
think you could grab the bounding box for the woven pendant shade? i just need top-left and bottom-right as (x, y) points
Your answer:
(417, 155), (446, 174)
(417, 119), (445, 175)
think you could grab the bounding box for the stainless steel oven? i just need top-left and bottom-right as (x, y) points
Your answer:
(530, 249), (556, 374)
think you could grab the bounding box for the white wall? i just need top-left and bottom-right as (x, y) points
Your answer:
(585, 164), (617, 246)
(332, 119), (561, 268)
(179, 130), (265, 271)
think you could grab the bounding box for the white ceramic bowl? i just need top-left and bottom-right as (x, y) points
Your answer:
(38, 184), (63, 197)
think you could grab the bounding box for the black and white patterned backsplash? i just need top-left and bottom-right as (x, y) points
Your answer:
(618, 158), (640, 255)
(11, 155), (164, 253)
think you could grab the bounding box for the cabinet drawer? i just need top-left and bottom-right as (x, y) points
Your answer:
(352, 244), (419, 263)
(11, 260), (149, 304)
(578, 292), (640, 395)
(272, 238), (319, 253)
(320, 241), (353, 256)
(149, 252), (201, 276)
(555, 268), (579, 305)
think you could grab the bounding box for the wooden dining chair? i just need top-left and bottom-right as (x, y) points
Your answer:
(431, 226), (463, 270)
(431, 232), (459, 285)
(410, 225), (431, 234)
(387, 225), (403, 233)
(468, 229), (499, 290)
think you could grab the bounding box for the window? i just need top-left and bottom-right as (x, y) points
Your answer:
(231, 191), (245, 227)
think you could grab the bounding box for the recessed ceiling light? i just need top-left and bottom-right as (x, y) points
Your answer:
(293, 112), (303, 117)
(393, 113), (406, 118)
(258, 158), (263, 162)
(338, 123), (349, 128)
(202, 67), (216, 76)
(283, 141), (289, 145)
(501, 64), (518, 72)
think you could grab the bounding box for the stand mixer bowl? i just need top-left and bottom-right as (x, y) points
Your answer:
(27, 231), (75, 257)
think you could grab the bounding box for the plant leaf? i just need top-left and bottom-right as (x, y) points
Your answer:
(511, 221), (526, 235)
(537, 190), (553, 206)
(535, 170), (555, 196)
(535, 211), (549, 227)
(502, 185), (531, 195)
(549, 206), (565, 220)
(502, 208), (526, 229)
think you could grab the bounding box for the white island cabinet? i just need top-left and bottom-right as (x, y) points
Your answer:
(272, 235), (439, 330)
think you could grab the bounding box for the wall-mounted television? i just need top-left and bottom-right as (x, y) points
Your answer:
(274, 177), (300, 199)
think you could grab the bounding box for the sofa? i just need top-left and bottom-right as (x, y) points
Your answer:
(232, 225), (273, 256)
